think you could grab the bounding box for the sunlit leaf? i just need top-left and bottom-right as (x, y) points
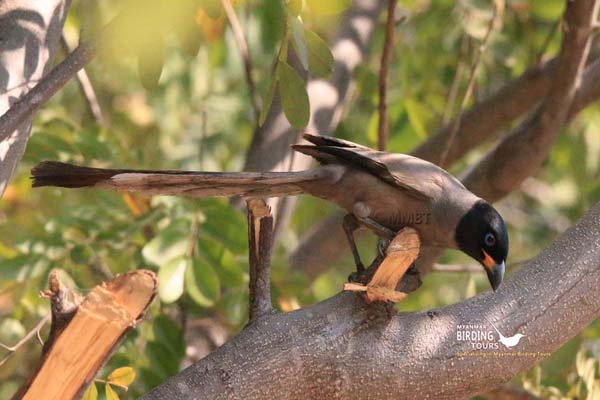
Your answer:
(81, 383), (98, 400)
(185, 256), (221, 307)
(287, 0), (303, 16)
(107, 367), (136, 387)
(306, 0), (350, 16)
(305, 29), (334, 78)
(137, 35), (165, 90)
(404, 99), (428, 138)
(277, 61), (309, 128)
(158, 257), (188, 303)
(142, 219), (190, 267)
(291, 17), (308, 70)
(259, 78), (278, 126)
(105, 384), (120, 400)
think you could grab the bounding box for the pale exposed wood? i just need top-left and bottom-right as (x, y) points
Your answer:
(20, 270), (157, 400)
(343, 227), (420, 302)
(247, 199), (274, 320)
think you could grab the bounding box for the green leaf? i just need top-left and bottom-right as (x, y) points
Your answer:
(277, 61), (310, 128)
(81, 383), (98, 400)
(306, 0), (350, 16)
(259, 78), (278, 126)
(291, 17), (308, 70)
(287, 0), (303, 16)
(305, 29), (334, 78)
(142, 219), (190, 267)
(137, 35), (165, 90)
(153, 315), (185, 358)
(105, 384), (120, 400)
(185, 256), (221, 307)
(107, 367), (136, 387)
(198, 0), (222, 19)
(147, 341), (180, 377)
(70, 244), (93, 264)
(158, 256), (188, 303)
(404, 99), (428, 138)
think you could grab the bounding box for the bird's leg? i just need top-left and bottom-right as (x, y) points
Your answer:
(343, 214), (365, 274)
(355, 216), (397, 241)
(377, 238), (391, 258)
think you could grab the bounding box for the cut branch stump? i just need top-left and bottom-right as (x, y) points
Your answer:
(344, 227), (420, 302)
(15, 269), (157, 400)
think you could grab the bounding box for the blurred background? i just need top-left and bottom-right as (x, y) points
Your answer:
(1, 0), (599, 398)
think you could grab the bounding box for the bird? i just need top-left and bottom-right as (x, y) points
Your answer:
(31, 133), (508, 290)
(487, 318), (525, 348)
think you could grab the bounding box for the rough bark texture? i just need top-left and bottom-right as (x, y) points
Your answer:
(144, 202), (600, 400)
(0, 0), (72, 196)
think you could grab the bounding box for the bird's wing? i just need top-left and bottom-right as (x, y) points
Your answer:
(294, 134), (448, 201)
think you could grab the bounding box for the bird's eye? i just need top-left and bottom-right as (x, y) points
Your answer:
(484, 232), (496, 247)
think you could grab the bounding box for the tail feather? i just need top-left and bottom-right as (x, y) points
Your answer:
(31, 161), (123, 188)
(31, 161), (327, 198)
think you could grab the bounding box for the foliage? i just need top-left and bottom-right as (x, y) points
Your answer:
(0, 0), (599, 398)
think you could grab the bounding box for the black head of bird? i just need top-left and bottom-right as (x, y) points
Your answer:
(455, 200), (509, 291)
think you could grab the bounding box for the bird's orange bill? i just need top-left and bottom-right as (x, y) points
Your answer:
(482, 250), (495, 270)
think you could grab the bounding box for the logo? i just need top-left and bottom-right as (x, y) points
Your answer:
(456, 318), (526, 350)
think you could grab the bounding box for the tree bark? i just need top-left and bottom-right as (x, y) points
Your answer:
(144, 202), (600, 400)
(0, 0), (72, 196)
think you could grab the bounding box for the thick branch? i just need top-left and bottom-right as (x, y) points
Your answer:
(15, 270), (157, 400)
(143, 202), (600, 400)
(462, 0), (598, 201)
(246, 199), (274, 320)
(0, 0), (72, 196)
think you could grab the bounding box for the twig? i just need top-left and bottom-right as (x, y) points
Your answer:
(60, 34), (105, 125)
(221, 0), (260, 120)
(439, 1), (499, 166)
(535, 19), (561, 65)
(94, 379), (129, 391)
(0, 314), (50, 366)
(0, 42), (95, 138)
(377, 0), (399, 151)
(246, 199), (274, 321)
(442, 34), (469, 124)
(187, 215), (200, 258)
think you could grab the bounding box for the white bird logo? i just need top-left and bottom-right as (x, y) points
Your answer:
(486, 318), (526, 348)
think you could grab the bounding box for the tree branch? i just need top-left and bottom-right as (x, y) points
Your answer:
(221, 0), (259, 120)
(143, 201), (600, 400)
(439, 1), (499, 165)
(60, 34), (105, 125)
(377, 0), (398, 151)
(0, 42), (95, 141)
(0, 0), (73, 196)
(246, 199), (274, 321)
(461, 0), (599, 201)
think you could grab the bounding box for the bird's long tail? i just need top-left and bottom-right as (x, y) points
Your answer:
(31, 161), (330, 198)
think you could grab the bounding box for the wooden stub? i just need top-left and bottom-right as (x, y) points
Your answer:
(344, 227), (420, 302)
(20, 270), (157, 400)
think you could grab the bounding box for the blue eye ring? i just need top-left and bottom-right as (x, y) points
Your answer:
(485, 232), (496, 247)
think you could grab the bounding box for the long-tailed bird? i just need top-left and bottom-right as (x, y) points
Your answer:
(31, 134), (508, 290)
